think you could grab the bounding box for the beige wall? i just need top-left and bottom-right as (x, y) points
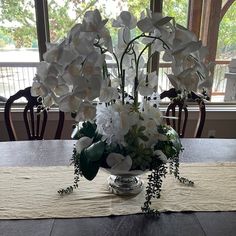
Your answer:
(1, 106), (236, 141)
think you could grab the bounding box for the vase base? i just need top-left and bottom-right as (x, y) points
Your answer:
(107, 175), (144, 196)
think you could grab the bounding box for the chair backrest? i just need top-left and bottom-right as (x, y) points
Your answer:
(160, 88), (206, 138)
(4, 87), (65, 141)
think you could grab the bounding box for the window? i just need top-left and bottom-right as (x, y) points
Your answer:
(163, 0), (188, 27)
(213, 1), (236, 102)
(0, 0), (39, 100)
(158, 0), (189, 94)
(48, 0), (149, 43)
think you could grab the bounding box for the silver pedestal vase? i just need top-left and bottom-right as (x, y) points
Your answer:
(103, 169), (146, 196)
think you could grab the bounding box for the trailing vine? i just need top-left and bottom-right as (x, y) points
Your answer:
(142, 154), (194, 216)
(58, 147), (83, 195)
(141, 163), (168, 216)
(171, 156), (194, 186)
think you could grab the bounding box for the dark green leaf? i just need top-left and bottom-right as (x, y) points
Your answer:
(80, 150), (100, 181)
(139, 134), (149, 142)
(84, 141), (105, 162)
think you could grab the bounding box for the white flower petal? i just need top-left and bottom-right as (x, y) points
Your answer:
(58, 94), (81, 112)
(43, 94), (54, 107)
(75, 101), (96, 122)
(44, 75), (58, 89)
(36, 62), (49, 80)
(139, 86), (153, 96)
(54, 84), (69, 96)
(106, 153), (132, 171)
(31, 81), (48, 97)
(137, 17), (154, 33)
(75, 137), (93, 153)
(99, 86), (119, 102)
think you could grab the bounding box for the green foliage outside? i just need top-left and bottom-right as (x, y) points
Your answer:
(0, 0), (235, 58)
(163, 0), (188, 26)
(216, 1), (236, 59)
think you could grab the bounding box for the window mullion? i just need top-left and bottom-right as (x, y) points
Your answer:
(34, 0), (50, 61)
(187, 0), (203, 39)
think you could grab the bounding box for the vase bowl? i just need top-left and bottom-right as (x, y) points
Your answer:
(102, 168), (148, 196)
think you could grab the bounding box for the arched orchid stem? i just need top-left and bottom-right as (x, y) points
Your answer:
(96, 32), (170, 107)
(121, 69), (125, 104)
(134, 42), (153, 106)
(118, 33), (170, 107)
(112, 52), (120, 77)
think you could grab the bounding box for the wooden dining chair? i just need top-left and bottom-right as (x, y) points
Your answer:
(160, 88), (206, 138)
(4, 87), (65, 141)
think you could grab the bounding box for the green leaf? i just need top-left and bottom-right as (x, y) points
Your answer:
(84, 141), (105, 162)
(139, 134), (149, 142)
(80, 150), (100, 181)
(80, 121), (97, 138)
(166, 127), (182, 152)
(71, 121), (97, 140)
(79, 141), (105, 181)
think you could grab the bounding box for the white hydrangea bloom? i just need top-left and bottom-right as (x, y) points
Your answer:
(96, 103), (132, 144)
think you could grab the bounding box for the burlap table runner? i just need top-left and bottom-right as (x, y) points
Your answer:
(0, 163), (235, 219)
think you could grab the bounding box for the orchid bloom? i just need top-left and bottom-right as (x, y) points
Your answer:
(30, 9), (210, 155)
(138, 71), (158, 96)
(75, 101), (96, 122)
(106, 153), (132, 171)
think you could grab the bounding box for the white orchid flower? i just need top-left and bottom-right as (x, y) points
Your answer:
(99, 79), (119, 102)
(99, 27), (113, 53)
(68, 23), (82, 40)
(137, 17), (154, 33)
(118, 27), (130, 49)
(43, 74), (58, 90)
(62, 58), (83, 85)
(167, 68), (199, 91)
(82, 52), (105, 76)
(31, 80), (48, 97)
(73, 37), (94, 56)
(58, 93), (81, 113)
(57, 46), (78, 66)
(138, 71), (158, 96)
(172, 41), (202, 66)
(54, 83), (70, 96)
(138, 9), (172, 33)
(36, 61), (49, 81)
(75, 136), (93, 154)
(75, 101), (96, 122)
(106, 153), (132, 171)
(198, 62), (215, 91)
(43, 94), (54, 108)
(82, 9), (108, 32)
(174, 24), (198, 43)
(80, 10), (112, 52)
(43, 41), (66, 63)
(36, 63), (60, 91)
(73, 74), (101, 101)
(112, 11), (137, 29)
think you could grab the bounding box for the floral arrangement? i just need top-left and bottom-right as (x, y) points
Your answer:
(30, 9), (210, 215)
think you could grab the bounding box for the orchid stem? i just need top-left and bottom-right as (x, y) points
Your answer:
(122, 69), (125, 105)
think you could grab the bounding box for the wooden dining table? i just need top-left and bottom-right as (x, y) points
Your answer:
(0, 139), (236, 236)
